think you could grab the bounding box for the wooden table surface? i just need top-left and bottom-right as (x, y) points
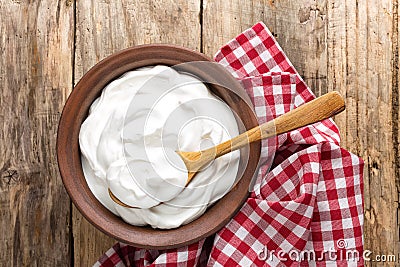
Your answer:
(1, 0), (398, 266)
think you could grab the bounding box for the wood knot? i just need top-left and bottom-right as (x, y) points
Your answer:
(65, 0), (73, 7)
(1, 169), (20, 185)
(268, 0), (275, 7)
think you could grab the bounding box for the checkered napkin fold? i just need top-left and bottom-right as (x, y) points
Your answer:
(95, 22), (364, 267)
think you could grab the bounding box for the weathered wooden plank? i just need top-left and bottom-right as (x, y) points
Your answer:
(203, 0), (400, 263)
(202, 0), (328, 95)
(326, 0), (399, 263)
(74, 0), (201, 265)
(0, 0), (74, 266)
(1, 0), (395, 265)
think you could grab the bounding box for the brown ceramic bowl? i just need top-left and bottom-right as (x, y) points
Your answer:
(57, 44), (261, 249)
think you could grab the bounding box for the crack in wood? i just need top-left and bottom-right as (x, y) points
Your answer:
(199, 0), (204, 53)
(391, 0), (400, 244)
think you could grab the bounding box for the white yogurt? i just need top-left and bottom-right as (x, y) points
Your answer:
(79, 65), (240, 229)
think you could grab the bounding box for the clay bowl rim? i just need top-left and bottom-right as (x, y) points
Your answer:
(56, 44), (261, 250)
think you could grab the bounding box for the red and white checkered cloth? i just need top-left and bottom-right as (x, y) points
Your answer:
(94, 22), (364, 267)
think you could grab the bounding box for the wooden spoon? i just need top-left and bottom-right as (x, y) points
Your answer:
(109, 91), (345, 208)
(178, 91), (344, 184)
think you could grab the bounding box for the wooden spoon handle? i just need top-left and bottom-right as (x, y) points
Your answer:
(212, 91), (345, 158)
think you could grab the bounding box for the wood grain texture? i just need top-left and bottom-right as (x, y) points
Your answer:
(0, 0), (74, 266)
(73, 1), (201, 265)
(202, 0), (328, 95)
(72, 207), (114, 266)
(203, 0), (400, 265)
(326, 0), (400, 264)
(1, 0), (399, 265)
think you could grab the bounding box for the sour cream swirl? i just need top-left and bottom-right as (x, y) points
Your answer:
(79, 65), (240, 229)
